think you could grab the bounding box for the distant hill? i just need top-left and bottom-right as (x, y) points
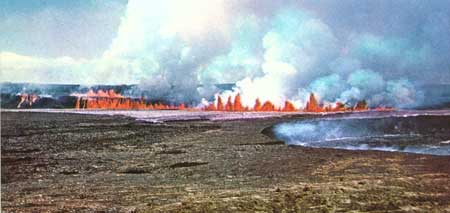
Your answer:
(1, 82), (449, 109)
(0, 82), (236, 109)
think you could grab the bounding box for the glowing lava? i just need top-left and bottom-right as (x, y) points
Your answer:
(204, 93), (390, 112)
(72, 89), (392, 112)
(73, 89), (187, 110)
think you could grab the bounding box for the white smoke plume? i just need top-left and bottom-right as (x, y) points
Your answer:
(2, 0), (449, 107)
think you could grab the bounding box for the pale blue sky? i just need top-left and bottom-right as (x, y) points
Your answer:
(0, 0), (127, 58)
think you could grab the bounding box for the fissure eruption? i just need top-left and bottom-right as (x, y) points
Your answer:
(71, 89), (392, 112)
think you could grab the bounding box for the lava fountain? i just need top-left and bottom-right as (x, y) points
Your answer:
(72, 89), (187, 110)
(71, 89), (393, 112)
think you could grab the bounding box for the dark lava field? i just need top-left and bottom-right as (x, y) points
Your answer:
(1, 112), (450, 212)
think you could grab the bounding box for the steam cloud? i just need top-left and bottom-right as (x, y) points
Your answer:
(273, 113), (450, 156)
(2, 0), (450, 107)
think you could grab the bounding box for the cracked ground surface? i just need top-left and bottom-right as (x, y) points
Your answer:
(1, 112), (450, 212)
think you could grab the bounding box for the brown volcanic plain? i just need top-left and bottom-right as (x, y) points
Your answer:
(1, 111), (450, 212)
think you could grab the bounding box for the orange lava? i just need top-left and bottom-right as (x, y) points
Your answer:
(74, 89), (187, 110)
(73, 89), (393, 112)
(204, 93), (302, 112)
(305, 93), (321, 112)
(204, 93), (392, 112)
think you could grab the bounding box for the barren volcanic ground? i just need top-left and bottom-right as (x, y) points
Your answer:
(2, 111), (450, 212)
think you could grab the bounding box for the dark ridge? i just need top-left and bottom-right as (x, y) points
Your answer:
(169, 162), (208, 169)
(156, 150), (186, 155)
(0, 82), (237, 108)
(261, 126), (276, 138)
(59, 170), (79, 175)
(1, 156), (34, 163)
(236, 141), (285, 146)
(117, 167), (149, 174)
(163, 118), (211, 123)
(1, 148), (41, 154)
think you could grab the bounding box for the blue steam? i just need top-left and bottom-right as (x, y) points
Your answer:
(273, 113), (450, 156)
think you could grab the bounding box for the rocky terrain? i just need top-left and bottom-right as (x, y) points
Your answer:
(2, 111), (450, 212)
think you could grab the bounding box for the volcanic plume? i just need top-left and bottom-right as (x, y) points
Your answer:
(203, 93), (383, 112)
(71, 88), (380, 112)
(3, 0), (449, 109)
